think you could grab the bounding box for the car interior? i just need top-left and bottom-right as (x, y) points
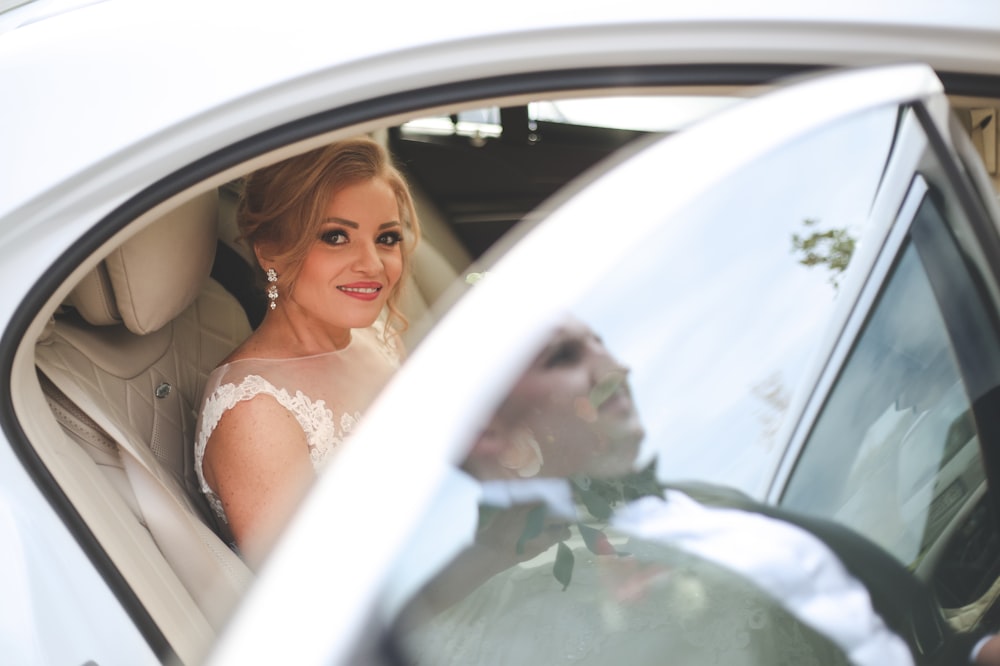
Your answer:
(11, 82), (1000, 662)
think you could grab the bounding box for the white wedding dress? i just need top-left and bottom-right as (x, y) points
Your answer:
(193, 323), (400, 525)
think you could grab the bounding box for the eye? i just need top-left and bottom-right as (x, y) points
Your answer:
(378, 231), (403, 247)
(321, 229), (348, 245)
(543, 340), (583, 368)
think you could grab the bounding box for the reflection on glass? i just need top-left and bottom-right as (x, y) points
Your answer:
(397, 319), (909, 665)
(398, 97), (745, 138)
(572, 105), (900, 496)
(400, 107), (502, 139)
(391, 101), (950, 666)
(790, 217), (857, 290)
(782, 238), (984, 567)
(528, 96), (742, 132)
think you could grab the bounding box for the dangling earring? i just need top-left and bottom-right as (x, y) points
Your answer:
(266, 267), (279, 310)
(498, 425), (543, 478)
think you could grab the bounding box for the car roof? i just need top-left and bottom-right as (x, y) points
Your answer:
(1, 0), (998, 218)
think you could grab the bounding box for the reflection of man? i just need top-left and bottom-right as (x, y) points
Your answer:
(399, 319), (995, 665)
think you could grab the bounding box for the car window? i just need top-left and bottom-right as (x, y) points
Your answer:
(382, 90), (1000, 663)
(399, 95), (741, 139)
(394, 322), (886, 665)
(385, 100), (912, 664)
(779, 166), (1000, 619)
(399, 107), (503, 141)
(780, 219), (985, 569)
(575, 103), (901, 498)
(528, 96), (741, 132)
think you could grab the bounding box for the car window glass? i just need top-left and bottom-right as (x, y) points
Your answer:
(400, 107), (502, 140)
(387, 102), (909, 664)
(398, 95), (742, 140)
(394, 318), (868, 666)
(573, 104), (900, 497)
(780, 231), (984, 568)
(527, 96), (741, 132)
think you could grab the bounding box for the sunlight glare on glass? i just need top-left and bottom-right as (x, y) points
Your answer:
(529, 96), (743, 132)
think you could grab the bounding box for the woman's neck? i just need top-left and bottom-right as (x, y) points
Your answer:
(247, 308), (354, 359)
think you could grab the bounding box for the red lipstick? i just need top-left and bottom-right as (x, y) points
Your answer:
(337, 281), (383, 301)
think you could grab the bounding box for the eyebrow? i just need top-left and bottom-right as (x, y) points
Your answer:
(325, 217), (400, 230)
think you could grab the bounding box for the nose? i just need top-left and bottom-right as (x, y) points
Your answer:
(352, 239), (382, 275)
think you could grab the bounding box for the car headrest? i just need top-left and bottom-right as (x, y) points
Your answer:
(68, 190), (219, 335)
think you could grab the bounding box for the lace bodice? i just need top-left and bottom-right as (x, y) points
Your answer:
(194, 324), (400, 524)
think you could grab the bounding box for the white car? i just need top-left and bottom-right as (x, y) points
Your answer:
(2, 1), (1000, 664)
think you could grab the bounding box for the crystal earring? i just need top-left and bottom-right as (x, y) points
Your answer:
(266, 267), (279, 310)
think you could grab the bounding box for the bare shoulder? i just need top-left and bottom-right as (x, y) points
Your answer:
(202, 391), (315, 561)
(202, 392), (310, 488)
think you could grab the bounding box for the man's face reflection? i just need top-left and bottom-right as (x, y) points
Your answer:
(467, 319), (645, 481)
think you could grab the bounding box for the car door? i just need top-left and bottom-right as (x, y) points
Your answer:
(208, 63), (1000, 665)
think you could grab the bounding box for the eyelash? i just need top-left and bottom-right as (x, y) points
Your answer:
(321, 229), (348, 245)
(319, 229), (403, 247)
(378, 231), (403, 247)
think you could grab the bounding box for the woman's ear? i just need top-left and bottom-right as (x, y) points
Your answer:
(254, 242), (277, 273)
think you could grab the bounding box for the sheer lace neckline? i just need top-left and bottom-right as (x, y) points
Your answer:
(194, 323), (399, 527)
(219, 331), (362, 368)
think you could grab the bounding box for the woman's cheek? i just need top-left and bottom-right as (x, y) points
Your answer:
(387, 258), (403, 288)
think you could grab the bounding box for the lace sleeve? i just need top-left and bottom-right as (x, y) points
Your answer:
(193, 374), (356, 524)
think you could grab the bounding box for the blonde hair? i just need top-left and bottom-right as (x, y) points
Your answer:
(237, 137), (421, 332)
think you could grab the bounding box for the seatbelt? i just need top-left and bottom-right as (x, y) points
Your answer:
(36, 367), (252, 629)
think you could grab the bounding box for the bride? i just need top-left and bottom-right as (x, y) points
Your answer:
(193, 137), (420, 567)
(398, 318), (990, 666)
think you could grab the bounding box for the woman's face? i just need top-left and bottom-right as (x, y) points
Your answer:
(288, 177), (404, 333)
(488, 319), (645, 479)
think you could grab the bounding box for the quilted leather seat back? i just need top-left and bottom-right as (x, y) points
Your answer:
(39, 278), (252, 526)
(35, 190), (254, 629)
(45, 190), (253, 517)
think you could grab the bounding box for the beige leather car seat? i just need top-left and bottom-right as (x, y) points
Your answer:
(35, 190), (253, 629)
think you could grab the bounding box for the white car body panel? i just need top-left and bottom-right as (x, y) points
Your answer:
(0, 435), (156, 665)
(2, 0), (1000, 220)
